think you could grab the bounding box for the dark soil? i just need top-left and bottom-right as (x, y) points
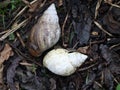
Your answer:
(0, 0), (120, 90)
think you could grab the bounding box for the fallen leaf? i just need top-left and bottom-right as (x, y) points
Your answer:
(7, 56), (22, 90)
(0, 43), (14, 65)
(103, 12), (120, 35)
(16, 67), (47, 90)
(0, 43), (14, 89)
(82, 71), (96, 90)
(72, 3), (92, 46)
(102, 68), (113, 90)
(100, 44), (120, 74)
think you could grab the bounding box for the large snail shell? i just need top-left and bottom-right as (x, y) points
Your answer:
(43, 48), (88, 76)
(28, 4), (61, 56)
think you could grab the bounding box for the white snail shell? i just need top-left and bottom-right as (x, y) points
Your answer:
(43, 48), (88, 76)
(28, 3), (61, 56)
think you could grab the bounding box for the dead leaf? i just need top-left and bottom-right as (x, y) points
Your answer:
(7, 57), (22, 90)
(103, 12), (120, 35)
(82, 71), (96, 90)
(72, 3), (92, 46)
(0, 43), (13, 89)
(102, 68), (113, 90)
(100, 44), (120, 74)
(16, 67), (47, 90)
(0, 43), (14, 65)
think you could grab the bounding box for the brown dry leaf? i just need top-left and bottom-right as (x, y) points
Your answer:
(0, 43), (14, 89)
(0, 43), (14, 65)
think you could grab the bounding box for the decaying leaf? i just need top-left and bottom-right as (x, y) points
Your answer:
(82, 71), (96, 90)
(103, 11), (120, 35)
(71, 2), (92, 46)
(0, 43), (14, 65)
(16, 67), (47, 90)
(100, 44), (120, 74)
(6, 56), (22, 90)
(0, 43), (14, 89)
(102, 68), (113, 90)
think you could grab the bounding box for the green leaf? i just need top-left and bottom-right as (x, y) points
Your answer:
(116, 84), (120, 90)
(9, 33), (15, 40)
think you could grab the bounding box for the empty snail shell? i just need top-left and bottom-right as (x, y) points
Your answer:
(43, 48), (88, 76)
(28, 4), (61, 56)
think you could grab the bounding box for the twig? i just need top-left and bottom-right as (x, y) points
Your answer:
(20, 62), (33, 66)
(73, 41), (79, 49)
(8, 43), (42, 67)
(94, 21), (113, 37)
(104, 0), (120, 8)
(94, 81), (103, 88)
(0, 19), (28, 41)
(0, 30), (9, 35)
(78, 63), (98, 71)
(109, 43), (120, 50)
(95, 0), (102, 19)
(62, 10), (70, 47)
(21, 0), (32, 8)
(12, 0), (38, 22)
(16, 32), (25, 47)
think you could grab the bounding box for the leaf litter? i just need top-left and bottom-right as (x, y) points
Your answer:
(0, 0), (120, 90)
(0, 43), (14, 89)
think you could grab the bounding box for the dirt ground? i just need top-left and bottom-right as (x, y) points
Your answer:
(0, 0), (120, 90)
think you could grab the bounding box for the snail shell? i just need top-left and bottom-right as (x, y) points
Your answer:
(43, 48), (88, 76)
(28, 4), (61, 56)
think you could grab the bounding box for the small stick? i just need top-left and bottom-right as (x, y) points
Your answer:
(94, 21), (113, 37)
(0, 19), (28, 41)
(20, 62), (32, 66)
(0, 30), (9, 35)
(109, 43), (120, 50)
(16, 32), (25, 47)
(95, 0), (102, 19)
(13, 0), (38, 21)
(78, 63), (97, 71)
(104, 0), (120, 8)
(62, 10), (70, 47)
(94, 81), (103, 88)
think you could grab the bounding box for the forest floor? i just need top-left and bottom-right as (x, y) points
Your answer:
(0, 0), (120, 90)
